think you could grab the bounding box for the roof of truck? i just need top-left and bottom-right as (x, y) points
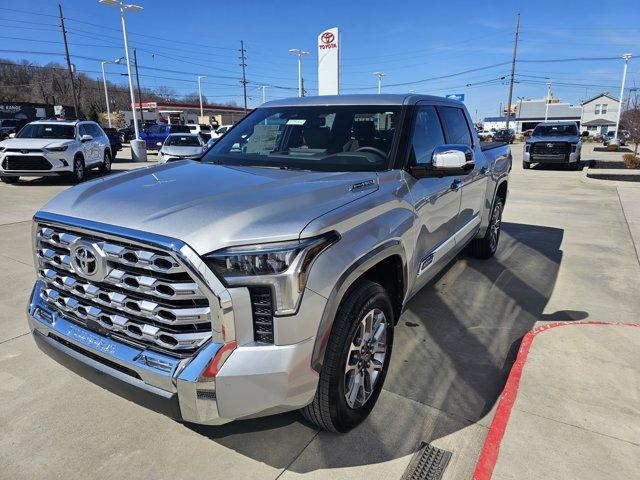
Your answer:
(261, 94), (462, 108)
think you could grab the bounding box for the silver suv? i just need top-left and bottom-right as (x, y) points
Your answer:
(27, 95), (510, 432)
(0, 119), (112, 183)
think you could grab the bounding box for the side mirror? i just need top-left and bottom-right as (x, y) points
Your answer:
(410, 145), (475, 178)
(80, 134), (93, 142)
(9, 133), (16, 138)
(156, 142), (162, 147)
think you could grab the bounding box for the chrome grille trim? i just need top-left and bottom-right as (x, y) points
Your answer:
(35, 223), (213, 355)
(40, 288), (210, 351)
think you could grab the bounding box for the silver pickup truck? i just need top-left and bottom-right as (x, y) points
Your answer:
(27, 94), (511, 432)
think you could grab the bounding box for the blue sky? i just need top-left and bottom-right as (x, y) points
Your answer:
(0, 0), (638, 119)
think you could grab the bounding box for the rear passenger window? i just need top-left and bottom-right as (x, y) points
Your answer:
(438, 106), (472, 146)
(409, 105), (445, 165)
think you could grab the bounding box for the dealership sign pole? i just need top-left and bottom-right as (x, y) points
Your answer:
(318, 28), (339, 95)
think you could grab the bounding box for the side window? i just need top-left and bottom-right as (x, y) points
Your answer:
(87, 124), (102, 137)
(409, 105), (445, 165)
(78, 124), (89, 137)
(438, 106), (472, 146)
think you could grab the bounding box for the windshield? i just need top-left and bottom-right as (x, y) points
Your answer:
(533, 124), (577, 137)
(202, 106), (401, 171)
(165, 135), (201, 146)
(17, 123), (75, 139)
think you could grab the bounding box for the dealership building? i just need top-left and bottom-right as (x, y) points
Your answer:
(124, 101), (246, 127)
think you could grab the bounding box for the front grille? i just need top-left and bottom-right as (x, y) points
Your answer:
(531, 142), (570, 155)
(249, 287), (274, 344)
(2, 155), (52, 171)
(35, 224), (211, 357)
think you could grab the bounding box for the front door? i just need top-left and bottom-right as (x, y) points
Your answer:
(437, 105), (487, 244)
(600, 125), (608, 135)
(78, 124), (96, 164)
(405, 103), (462, 292)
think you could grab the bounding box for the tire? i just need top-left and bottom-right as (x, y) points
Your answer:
(301, 280), (394, 433)
(522, 161), (530, 169)
(0, 176), (19, 184)
(467, 197), (504, 259)
(99, 150), (112, 174)
(72, 155), (85, 183)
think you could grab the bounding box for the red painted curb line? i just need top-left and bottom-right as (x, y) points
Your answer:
(471, 321), (639, 480)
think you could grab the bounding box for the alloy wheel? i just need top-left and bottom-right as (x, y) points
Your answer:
(344, 308), (388, 409)
(489, 201), (502, 251)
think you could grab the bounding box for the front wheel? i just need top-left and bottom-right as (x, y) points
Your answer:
(467, 197), (504, 259)
(301, 280), (394, 432)
(72, 156), (85, 183)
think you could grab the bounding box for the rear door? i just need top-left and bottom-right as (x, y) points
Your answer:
(405, 103), (462, 290)
(437, 105), (488, 242)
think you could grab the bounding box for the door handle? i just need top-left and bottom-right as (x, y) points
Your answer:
(450, 179), (464, 191)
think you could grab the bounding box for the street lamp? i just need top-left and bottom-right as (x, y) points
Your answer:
(615, 53), (633, 140)
(99, 0), (146, 162)
(197, 75), (205, 117)
(100, 57), (124, 128)
(260, 85), (268, 104)
(373, 72), (386, 94)
(289, 49), (309, 97)
(544, 82), (552, 122)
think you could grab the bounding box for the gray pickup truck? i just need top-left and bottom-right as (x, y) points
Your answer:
(27, 94), (511, 432)
(523, 121), (582, 169)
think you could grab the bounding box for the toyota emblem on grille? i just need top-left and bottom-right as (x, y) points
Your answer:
(69, 241), (107, 281)
(546, 143), (554, 148)
(21, 149), (29, 154)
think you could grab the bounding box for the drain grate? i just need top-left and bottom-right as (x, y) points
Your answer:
(401, 442), (452, 480)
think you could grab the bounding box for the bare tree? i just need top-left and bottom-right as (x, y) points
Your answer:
(621, 97), (640, 154)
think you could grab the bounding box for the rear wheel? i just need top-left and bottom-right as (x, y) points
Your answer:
(72, 156), (85, 183)
(467, 197), (503, 259)
(301, 280), (394, 432)
(99, 150), (112, 174)
(0, 176), (19, 184)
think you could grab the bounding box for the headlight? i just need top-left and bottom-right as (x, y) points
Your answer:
(204, 232), (339, 314)
(0, 146), (5, 153)
(45, 145), (68, 152)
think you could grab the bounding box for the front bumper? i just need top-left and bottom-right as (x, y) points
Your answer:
(0, 152), (74, 177)
(523, 147), (580, 164)
(28, 280), (318, 424)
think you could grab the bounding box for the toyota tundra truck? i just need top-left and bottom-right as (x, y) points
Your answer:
(27, 95), (511, 432)
(523, 121), (581, 169)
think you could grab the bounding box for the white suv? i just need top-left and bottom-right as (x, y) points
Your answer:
(0, 119), (112, 184)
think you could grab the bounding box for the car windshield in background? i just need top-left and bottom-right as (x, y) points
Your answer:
(202, 105), (401, 172)
(533, 124), (578, 136)
(166, 135), (201, 146)
(17, 123), (75, 139)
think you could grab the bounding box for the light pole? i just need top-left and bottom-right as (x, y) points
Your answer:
(260, 85), (268, 104)
(100, 57), (123, 128)
(544, 82), (552, 122)
(197, 75), (205, 117)
(99, 0), (146, 161)
(373, 72), (385, 94)
(615, 53), (633, 139)
(289, 49), (309, 97)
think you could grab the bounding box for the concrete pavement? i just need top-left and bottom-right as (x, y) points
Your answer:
(0, 143), (639, 479)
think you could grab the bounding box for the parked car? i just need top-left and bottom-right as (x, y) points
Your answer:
(117, 121), (156, 143)
(140, 124), (192, 150)
(492, 128), (515, 144)
(523, 122), (581, 169)
(0, 119), (112, 183)
(603, 130), (627, 146)
(28, 94), (510, 432)
(158, 133), (205, 163)
(102, 127), (123, 159)
(521, 129), (535, 139)
(187, 123), (213, 141)
(211, 124), (233, 139)
(0, 118), (28, 140)
(476, 130), (493, 141)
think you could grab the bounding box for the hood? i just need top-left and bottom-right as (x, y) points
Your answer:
(161, 145), (204, 157)
(0, 138), (73, 150)
(527, 135), (579, 144)
(39, 161), (379, 254)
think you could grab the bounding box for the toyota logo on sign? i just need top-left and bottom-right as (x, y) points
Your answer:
(321, 32), (335, 44)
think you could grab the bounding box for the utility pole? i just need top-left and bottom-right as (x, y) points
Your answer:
(544, 82), (552, 121)
(58, 4), (80, 119)
(615, 53), (632, 139)
(197, 76), (206, 116)
(260, 85), (268, 104)
(301, 77), (306, 97)
(239, 41), (248, 113)
(133, 48), (144, 123)
(505, 12), (520, 131)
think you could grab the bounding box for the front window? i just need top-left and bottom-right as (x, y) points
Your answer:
(16, 123), (76, 139)
(595, 104), (601, 115)
(165, 135), (202, 146)
(532, 124), (578, 136)
(601, 104), (608, 114)
(202, 105), (401, 172)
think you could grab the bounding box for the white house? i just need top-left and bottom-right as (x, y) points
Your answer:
(580, 93), (619, 137)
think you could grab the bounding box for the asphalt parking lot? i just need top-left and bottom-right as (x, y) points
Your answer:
(1, 145), (639, 479)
